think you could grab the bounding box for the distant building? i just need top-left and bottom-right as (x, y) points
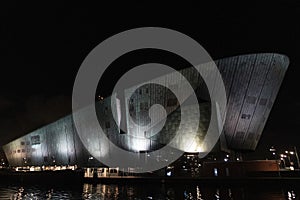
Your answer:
(2, 53), (289, 173)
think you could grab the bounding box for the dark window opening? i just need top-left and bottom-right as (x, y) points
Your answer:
(21, 141), (25, 145)
(247, 132), (255, 140)
(109, 169), (118, 174)
(31, 135), (40, 145)
(105, 121), (110, 129)
(236, 131), (245, 139)
(140, 102), (149, 110)
(167, 98), (177, 107)
(259, 98), (268, 106)
(129, 103), (134, 112)
(246, 96), (256, 104)
(241, 114), (251, 119)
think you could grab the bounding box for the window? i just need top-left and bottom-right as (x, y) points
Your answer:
(140, 102), (149, 111)
(104, 106), (108, 115)
(246, 96), (256, 104)
(109, 168), (118, 174)
(167, 98), (177, 107)
(259, 98), (268, 106)
(22, 149), (25, 153)
(241, 114), (251, 119)
(129, 103), (134, 112)
(17, 149), (21, 153)
(21, 141), (25, 145)
(236, 131), (245, 139)
(31, 135), (40, 145)
(105, 121), (110, 129)
(26, 141), (30, 145)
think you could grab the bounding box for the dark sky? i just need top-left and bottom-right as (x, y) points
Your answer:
(0, 2), (299, 156)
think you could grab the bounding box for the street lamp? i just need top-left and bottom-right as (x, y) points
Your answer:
(269, 146), (277, 160)
(269, 146), (276, 152)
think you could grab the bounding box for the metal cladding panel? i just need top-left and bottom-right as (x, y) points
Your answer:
(222, 55), (257, 147)
(2, 115), (101, 167)
(249, 54), (289, 149)
(218, 53), (289, 150)
(241, 54), (273, 149)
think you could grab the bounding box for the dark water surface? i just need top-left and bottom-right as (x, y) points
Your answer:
(0, 182), (299, 199)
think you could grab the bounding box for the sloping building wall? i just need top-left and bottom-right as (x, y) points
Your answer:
(3, 53), (289, 167)
(217, 54), (289, 150)
(2, 115), (100, 167)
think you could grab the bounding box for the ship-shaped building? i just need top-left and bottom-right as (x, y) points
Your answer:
(2, 53), (289, 176)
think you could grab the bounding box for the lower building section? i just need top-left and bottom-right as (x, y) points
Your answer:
(202, 160), (280, 177)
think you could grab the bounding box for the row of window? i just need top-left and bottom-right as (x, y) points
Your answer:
(246, 96), (269, 106)
(129, 98), (178, 113)
(19, 135), (41, 146)
(138, 88), (149, 95)
(12, 149), (29, 154)
(20, 141), (30, 146)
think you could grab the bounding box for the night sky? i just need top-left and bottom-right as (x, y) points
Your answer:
(0, 2), (299, 158)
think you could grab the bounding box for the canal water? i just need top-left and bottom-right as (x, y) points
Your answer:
(0, 182), (299, 199)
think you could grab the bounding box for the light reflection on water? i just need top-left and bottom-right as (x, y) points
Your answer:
(0, 183), (299, 200)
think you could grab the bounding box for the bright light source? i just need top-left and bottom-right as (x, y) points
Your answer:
(166, 171), (172, 176)
(290, 151), (294, 155)
(285, 151), (289, 154)
(224, 158), (228, 162)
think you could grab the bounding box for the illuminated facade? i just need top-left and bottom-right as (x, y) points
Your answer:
(2, 53), (289, 168)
